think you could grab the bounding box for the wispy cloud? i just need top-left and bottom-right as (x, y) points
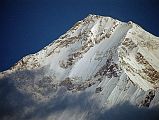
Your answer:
(0, 70), (159, 120)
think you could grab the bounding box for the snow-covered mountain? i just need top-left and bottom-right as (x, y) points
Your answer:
(0, 14), (159, 120)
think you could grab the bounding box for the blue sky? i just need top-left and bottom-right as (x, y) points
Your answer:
(0, 0), (159, 71)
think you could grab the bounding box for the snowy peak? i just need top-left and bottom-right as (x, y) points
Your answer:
(1, 15), (158, 90)
(0, 15), (159, 108)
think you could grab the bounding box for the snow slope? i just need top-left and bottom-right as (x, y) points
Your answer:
(0, 14), (159, 120)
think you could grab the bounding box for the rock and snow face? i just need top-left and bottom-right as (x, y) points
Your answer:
(0, 14), (159, 120)
(118, 23), (159, 91)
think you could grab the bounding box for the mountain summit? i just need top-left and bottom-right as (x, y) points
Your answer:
(0, 15), (159, 120)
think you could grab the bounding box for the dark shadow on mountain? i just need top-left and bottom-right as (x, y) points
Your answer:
(23, 88), (99, 120)
(88, 102), (159, 120)
(0, 68), (46, 120)
(0, 77), (36, 120)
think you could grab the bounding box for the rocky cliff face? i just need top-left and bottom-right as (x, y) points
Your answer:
(0, 14), (159, 120)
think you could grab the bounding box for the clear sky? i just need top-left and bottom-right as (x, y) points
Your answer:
(0, 0), (159, 71)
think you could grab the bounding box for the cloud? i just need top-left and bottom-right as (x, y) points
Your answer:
(0, 69), (159, 120)
(90, 102), (159, 120)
